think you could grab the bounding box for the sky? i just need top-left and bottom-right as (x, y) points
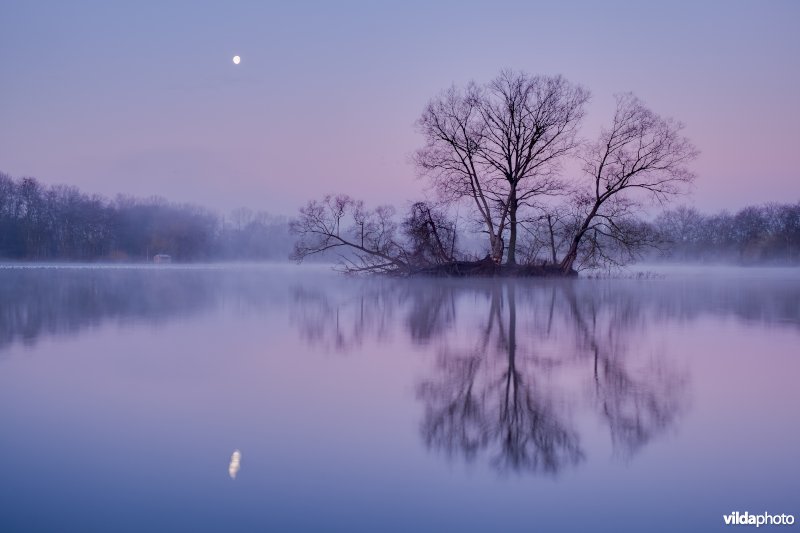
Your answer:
(1, 0), (798, 216)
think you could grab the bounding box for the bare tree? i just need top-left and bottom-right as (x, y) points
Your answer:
(416, 70), (589, 265)
(480, 72), (589, 265)
(560, 93), (698, 273)
(290, 195), (466, 274)
(290, 194), (410, 274)
(516, 208), (574, 265)
(415, 83), (500, 259)
(401, 201), (458, 265)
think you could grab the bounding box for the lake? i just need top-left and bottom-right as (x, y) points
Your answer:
(1, 264), (798, 532)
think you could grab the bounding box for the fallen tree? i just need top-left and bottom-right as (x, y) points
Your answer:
(290, 194), (577, 277)
(412, 256), (575, 277)
(289, 194), (410, 274)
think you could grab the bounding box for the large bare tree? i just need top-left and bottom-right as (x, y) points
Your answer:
(560, 93), (698, 273)
(416, 70), (589, 265)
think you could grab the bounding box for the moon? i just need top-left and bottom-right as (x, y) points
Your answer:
(232, 55), (241, 65)
(229, 450), (241, 479)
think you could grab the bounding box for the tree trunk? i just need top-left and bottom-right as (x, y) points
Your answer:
(504, 283), (518, 411)
(560, 235), (580, 273)
(491, 233), (504, 264)
(561, 200), (602, 273)
(506, 191), (518, 265)
(547, 215), (557, 264)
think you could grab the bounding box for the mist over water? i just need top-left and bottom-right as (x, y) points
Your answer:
(0, 264), (798, 532)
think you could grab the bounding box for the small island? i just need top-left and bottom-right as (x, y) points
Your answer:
(290, 71), (697, 276)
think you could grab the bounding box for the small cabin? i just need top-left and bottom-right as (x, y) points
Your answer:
(153, 254), (172, 264)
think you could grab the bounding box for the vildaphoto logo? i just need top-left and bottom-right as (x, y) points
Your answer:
(723, 512), (795, 527)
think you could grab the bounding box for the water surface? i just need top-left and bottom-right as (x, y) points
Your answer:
(1, 265), (798, 532)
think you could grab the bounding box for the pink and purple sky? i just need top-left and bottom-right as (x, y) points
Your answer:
(1, 0), (798, 215)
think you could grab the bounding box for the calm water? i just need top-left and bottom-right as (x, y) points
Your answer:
(1, 265), (798, 532)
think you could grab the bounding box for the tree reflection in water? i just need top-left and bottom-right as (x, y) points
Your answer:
(3, 267), (799, 476)
(562, 285), (687, 458)
(292, 278), (697, 476)
(416, 284), (584, 475)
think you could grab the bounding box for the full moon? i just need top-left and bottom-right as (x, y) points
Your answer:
(232, 55), (241, 65)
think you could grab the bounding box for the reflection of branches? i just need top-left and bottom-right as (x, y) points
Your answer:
(290, 284), (396, 352)
(563, 284), (687, 458)
(0, 267), (280, 353)
(492, 374), (582, 474)
(403, 282), (457, 344)
(417, 352), (486, 462)
(418, 285), (583, 475)
(595, 352), (686, 457)
(289, 275), (800, 475)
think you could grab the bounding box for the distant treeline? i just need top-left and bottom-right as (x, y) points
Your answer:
(2, 172), (798, 265)
(0, 173), (292, 261)
(656, 203), (800, 264)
